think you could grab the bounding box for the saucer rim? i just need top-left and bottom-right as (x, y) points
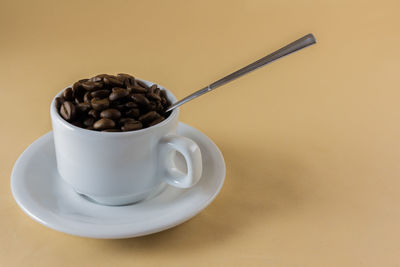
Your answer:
(10, 123), (226, 239)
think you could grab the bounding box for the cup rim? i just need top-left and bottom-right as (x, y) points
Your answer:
(50, 79), (179, 136)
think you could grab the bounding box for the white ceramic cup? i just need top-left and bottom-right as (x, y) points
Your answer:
(50, 80), (202, 206)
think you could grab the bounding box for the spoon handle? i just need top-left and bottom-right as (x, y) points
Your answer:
(166, 33), (316, 112)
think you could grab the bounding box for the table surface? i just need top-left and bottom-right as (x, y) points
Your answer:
(1, 0), (400, 266)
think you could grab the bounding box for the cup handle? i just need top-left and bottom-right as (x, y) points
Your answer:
(159, 135), (202, 188)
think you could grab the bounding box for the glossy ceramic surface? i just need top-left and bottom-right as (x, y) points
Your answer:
(11, 123), (225, 238)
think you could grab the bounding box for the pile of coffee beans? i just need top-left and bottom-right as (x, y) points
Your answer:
(55, 74), (171, 132)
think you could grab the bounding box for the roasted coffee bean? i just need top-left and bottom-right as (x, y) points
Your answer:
(160, 90), (167, 99)
(72, 82), (83, 91)
(128, 85), (147, 94)
(102, 129), (121, 132)
(75, 103), (92, 114)
(117, 73), (134, 80)
(104, 76), (124, 87)
(147, 92), (161, 101)
(125, 102), (138, 109)
(83, 92), (92, 103)
(124, 76), (136, 88)
(125, 108), (140, 118)
(89, 76), (103, 82)
(88, 109), (99, 119)
(91, 98), (110, 111)
(76, 103), (91, 113)
(73, 83), (82, 94)
(94, 74), (109, 79)
(93, 118), (116, 130)
(71, 120), (84, 128)
(109, 88), (129, 101)
(100, 108), (121, 120)
(119, 117), (138, 124)
(124, 78), (132, 88)
(58, 74), (171, 132)
(148, 84), (157, 94)
(63, 87), (73, 100)
(82, 81), (103, 90)
(147, 101), (157, 111)
(156, 102), (164, 113)
(122, 121), (143, 131)
(72, 85), (85, 101)
(115, 104), (126, 111)
(81, 81), (94, 90)
(148, 116), (165, 127)
(114, 74), (128, 83)
(161, 97), (167, 106)
(91, 89), (110, 99)
(136, 80), (148, 89)
(115, 76), (125, 83)
(83, 117), (95, 127)
(55, 97), (64, 110)
(138, 111), (160, 124)
(110, 99), (123, 107)
(60, 101), (77, 121)
(131, 94), (150, 106)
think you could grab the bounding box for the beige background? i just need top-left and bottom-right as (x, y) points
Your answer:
(1, 0), (400, 266)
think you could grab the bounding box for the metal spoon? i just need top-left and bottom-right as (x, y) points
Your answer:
(166, 33), (316, 112)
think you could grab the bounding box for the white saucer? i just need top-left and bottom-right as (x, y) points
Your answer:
(11, 123), (225, 239)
